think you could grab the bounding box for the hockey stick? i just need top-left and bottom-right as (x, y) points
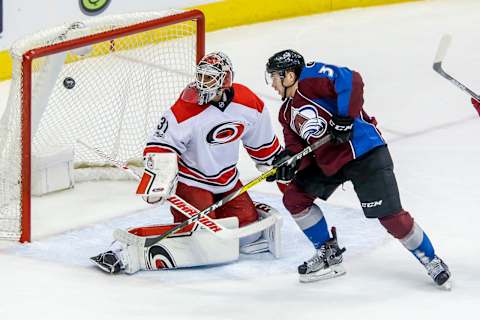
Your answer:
(139, 134), (332, 247)
(433, 34), (480, 101)
(76, 139), (235, 238)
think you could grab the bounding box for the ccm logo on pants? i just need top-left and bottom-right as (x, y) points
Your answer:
(361, 200), (383, 208)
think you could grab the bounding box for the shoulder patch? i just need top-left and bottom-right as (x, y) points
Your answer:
(231, 83), (264, 112)
(170, 98), (208, 123)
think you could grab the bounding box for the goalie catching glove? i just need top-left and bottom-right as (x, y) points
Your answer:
(136, 152), (178, 204)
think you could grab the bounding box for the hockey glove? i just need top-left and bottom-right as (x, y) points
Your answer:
(329, 115), (354, 144)
(266, 149), (298, 183)
(136, 152), (178, 205)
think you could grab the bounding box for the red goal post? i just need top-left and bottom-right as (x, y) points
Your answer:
(0, 10), (205, 242)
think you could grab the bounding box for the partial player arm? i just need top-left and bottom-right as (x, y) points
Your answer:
(265, 102), (313, 183)
(332, 68), (364, 119)
(300, 66), (364, 144)
(240, 89), (282, 167)
(331, 68), (364, 144)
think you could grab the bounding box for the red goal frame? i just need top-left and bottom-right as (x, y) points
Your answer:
(18, 10), (205, 242)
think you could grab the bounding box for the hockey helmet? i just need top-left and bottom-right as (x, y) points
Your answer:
(265, 49), (305, 84)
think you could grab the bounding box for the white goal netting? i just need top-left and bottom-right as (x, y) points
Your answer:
(0, 10), (202, 240)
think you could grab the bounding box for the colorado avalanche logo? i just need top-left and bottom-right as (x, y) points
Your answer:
(206, 121), (245, 145)
(291, 105), (328, 141)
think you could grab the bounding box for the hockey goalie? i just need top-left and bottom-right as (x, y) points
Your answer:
(90, 52), (284, 274)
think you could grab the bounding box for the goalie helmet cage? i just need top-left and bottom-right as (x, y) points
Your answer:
(0, 9), (205, 242)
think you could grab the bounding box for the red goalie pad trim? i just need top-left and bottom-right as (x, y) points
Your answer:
(128, 223), (197, 237)
(136, 170), (155, 194)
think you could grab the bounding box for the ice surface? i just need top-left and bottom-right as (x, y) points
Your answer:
(1, 1), (479, 319)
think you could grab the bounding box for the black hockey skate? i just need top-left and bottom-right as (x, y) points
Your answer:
(298, 227), (347, 283)
(90, 251), (123, 274)
(424, 256), (451, 289)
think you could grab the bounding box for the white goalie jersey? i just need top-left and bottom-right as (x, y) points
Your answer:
(145, 83), (281, 193)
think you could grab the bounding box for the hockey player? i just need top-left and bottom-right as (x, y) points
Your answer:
(91, 52), (283, 274)
(264, 49), (451, 288)
(471, 98), (480, 116)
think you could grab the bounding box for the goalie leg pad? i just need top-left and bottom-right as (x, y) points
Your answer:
(113, 217), (240, 271)
(239, 202), (283, 258)
(119, 242), (144, 274)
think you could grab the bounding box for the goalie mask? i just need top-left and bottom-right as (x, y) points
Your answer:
(182, 52), (234, 105)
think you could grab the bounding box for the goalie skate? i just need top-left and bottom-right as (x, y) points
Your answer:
(90, 251), (123, 274)
(298, 227), (346, 283)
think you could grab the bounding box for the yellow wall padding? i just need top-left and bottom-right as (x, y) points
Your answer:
(188, 0), (419, 32)
(0, 0), (419, 81)
(0, 51), (12, 80)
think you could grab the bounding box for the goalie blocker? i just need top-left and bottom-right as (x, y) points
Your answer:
(90, 202), (282, 274)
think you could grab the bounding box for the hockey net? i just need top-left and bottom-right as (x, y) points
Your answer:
(0, 10), (205, 242)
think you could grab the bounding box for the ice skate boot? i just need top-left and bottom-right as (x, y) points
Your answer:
(90, 251), (124, 274)
(298, 227), (346, 283)
(423, 255), (451, 289)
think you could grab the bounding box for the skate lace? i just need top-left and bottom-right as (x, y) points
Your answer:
(306, 246), (326, 268)
(425, 258), (444, 277)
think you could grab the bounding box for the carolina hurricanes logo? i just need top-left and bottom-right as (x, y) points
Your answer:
(206, 121), (245, 145)
(147, 245), (176, 270)
(291, 105), (328, 141)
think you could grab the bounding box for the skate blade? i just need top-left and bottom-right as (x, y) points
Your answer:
(89, 257), (114, 274)
(438, 279), (453, 291)
(299, 265), (346, 283)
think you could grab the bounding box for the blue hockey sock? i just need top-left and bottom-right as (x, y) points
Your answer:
(400, 223), (436, 264)
(292, 204), (330, 249)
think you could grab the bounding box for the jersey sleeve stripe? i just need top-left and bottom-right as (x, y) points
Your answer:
(244, 136), (281, 161)
(145, 142), (181, 155)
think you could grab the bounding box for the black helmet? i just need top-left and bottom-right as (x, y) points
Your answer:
(266, 49), (305, 77)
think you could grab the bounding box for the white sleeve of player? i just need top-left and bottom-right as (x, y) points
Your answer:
(145, 110), (190, 156)
(242, 106), (282, 166)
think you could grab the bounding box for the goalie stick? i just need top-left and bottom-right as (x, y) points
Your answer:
(135, 134), (332, 247)
(433, 34), (480, 101)
(77, 140), (280, 244)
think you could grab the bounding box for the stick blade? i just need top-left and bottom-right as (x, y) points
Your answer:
(434, 34), (452, 65)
